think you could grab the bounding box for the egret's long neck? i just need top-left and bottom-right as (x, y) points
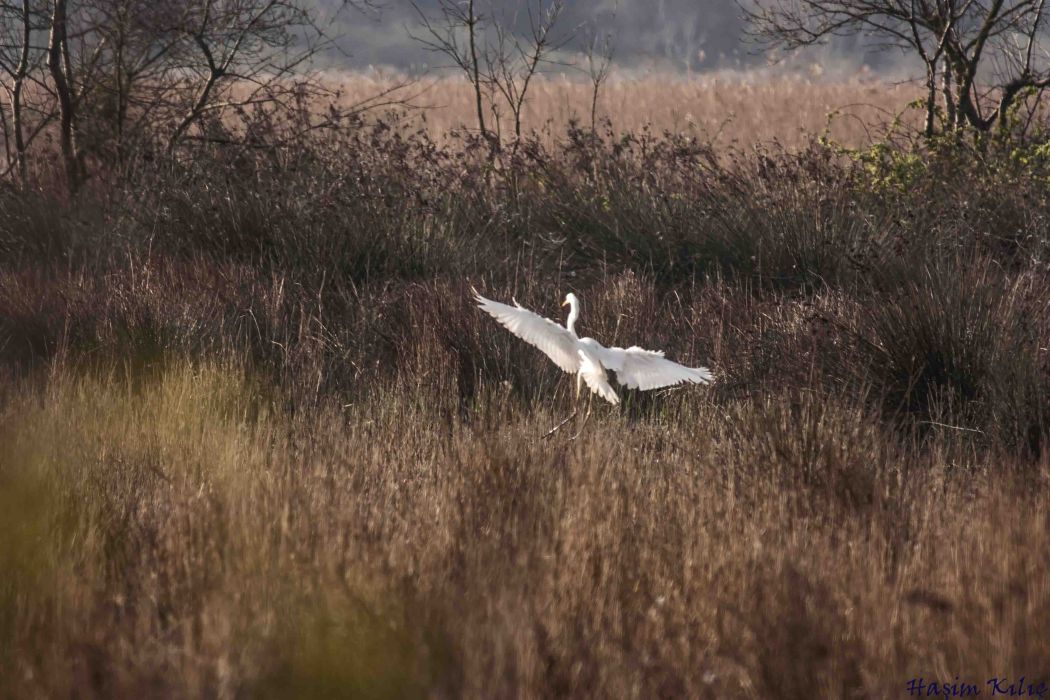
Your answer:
(566, 300), (579, 336)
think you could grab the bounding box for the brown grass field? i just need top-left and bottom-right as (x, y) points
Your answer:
(335, 71), (922, 148)
(1, 75), (1049, 698)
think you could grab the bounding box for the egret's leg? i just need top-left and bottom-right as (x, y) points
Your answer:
(541, 374), (580, 440)
(570, 392), (593, 440)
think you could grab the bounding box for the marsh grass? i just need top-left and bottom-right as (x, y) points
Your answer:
(2, 359), (1047, 697)
(2, 108), (1050, 697)
(335, 72), (921, 149)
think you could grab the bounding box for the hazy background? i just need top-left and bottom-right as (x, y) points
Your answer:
(316, 0), (895, 76)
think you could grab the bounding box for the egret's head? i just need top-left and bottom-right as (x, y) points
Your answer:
(562, 292), (579, 309)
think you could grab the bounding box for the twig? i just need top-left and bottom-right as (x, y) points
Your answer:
(917, 420), (985, 434)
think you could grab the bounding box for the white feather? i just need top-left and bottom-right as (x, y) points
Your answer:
(474, 289), (713, 405)
(578, 348), (620, 405)
(598, 345), (714, 390)
(473, 291), (580, 374)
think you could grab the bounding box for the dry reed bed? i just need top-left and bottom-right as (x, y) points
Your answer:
(2, 355), (1048, 698)
(2, 114), (1050, 697)
(2, 262), (1049, 697)
(335, 71), (920, 148)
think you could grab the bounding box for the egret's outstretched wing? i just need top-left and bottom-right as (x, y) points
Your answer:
(474, 291), (581, 373)
(578, 349), (620, 405)
(599, 345), (714, 390)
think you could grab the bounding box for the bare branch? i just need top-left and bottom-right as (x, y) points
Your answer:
(744, 0), (1050, 135)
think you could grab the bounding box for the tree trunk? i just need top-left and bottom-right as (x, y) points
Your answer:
(590, 83), (600, 134)
(942, 57), (957, 132)
(12, 0), (31, 186)
(466, 0), (489, 145)
(924, 62), (938, 138)
(47, 0), (81, 193)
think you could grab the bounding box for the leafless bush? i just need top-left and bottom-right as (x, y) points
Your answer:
(744, 0), (1050, 139)
(411, 0), (575, 150)
(0, 0), (413, 193)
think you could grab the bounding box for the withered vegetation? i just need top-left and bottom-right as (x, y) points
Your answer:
(2, 101), (1050, 697)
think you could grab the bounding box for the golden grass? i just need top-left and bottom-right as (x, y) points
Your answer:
(2, 358), (1047, 697)
(334, 70), (922, 148)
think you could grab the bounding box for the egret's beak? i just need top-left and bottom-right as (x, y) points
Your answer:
(562, 299), (570, 307)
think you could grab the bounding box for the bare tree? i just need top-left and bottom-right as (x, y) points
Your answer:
(411, 0), (572, 149)
(47, 0), (85, 191)
(46, 0), (165, 190)
(411, 0), (494, 147)
(583, 22), (614, 134)
(743, 0), (1050, 138)
(76, 0), (186, 163)
(0, 1), (52, 185)
(163, 0), (329, 154)
(486, 1), (568, 141)
(0, 0), (410, 191)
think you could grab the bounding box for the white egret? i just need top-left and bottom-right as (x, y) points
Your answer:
(473, 289), (713, 435)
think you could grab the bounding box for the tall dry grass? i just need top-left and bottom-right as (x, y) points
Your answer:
(335, 71), (921, 148)
(2, 355), (1048, 698)
(2, 95), (1050, 697)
